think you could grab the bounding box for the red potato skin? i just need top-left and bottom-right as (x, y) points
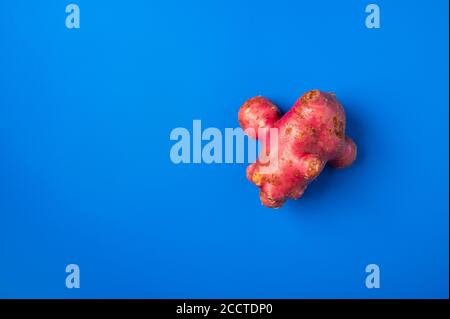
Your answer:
(238, 90), (357, 208)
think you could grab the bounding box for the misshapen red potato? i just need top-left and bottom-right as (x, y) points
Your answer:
(238, 90), (357, 208)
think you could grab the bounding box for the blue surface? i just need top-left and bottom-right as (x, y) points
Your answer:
(0, 0), (448, 298)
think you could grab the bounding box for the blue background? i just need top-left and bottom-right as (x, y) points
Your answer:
(0, 0), (448, 298)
